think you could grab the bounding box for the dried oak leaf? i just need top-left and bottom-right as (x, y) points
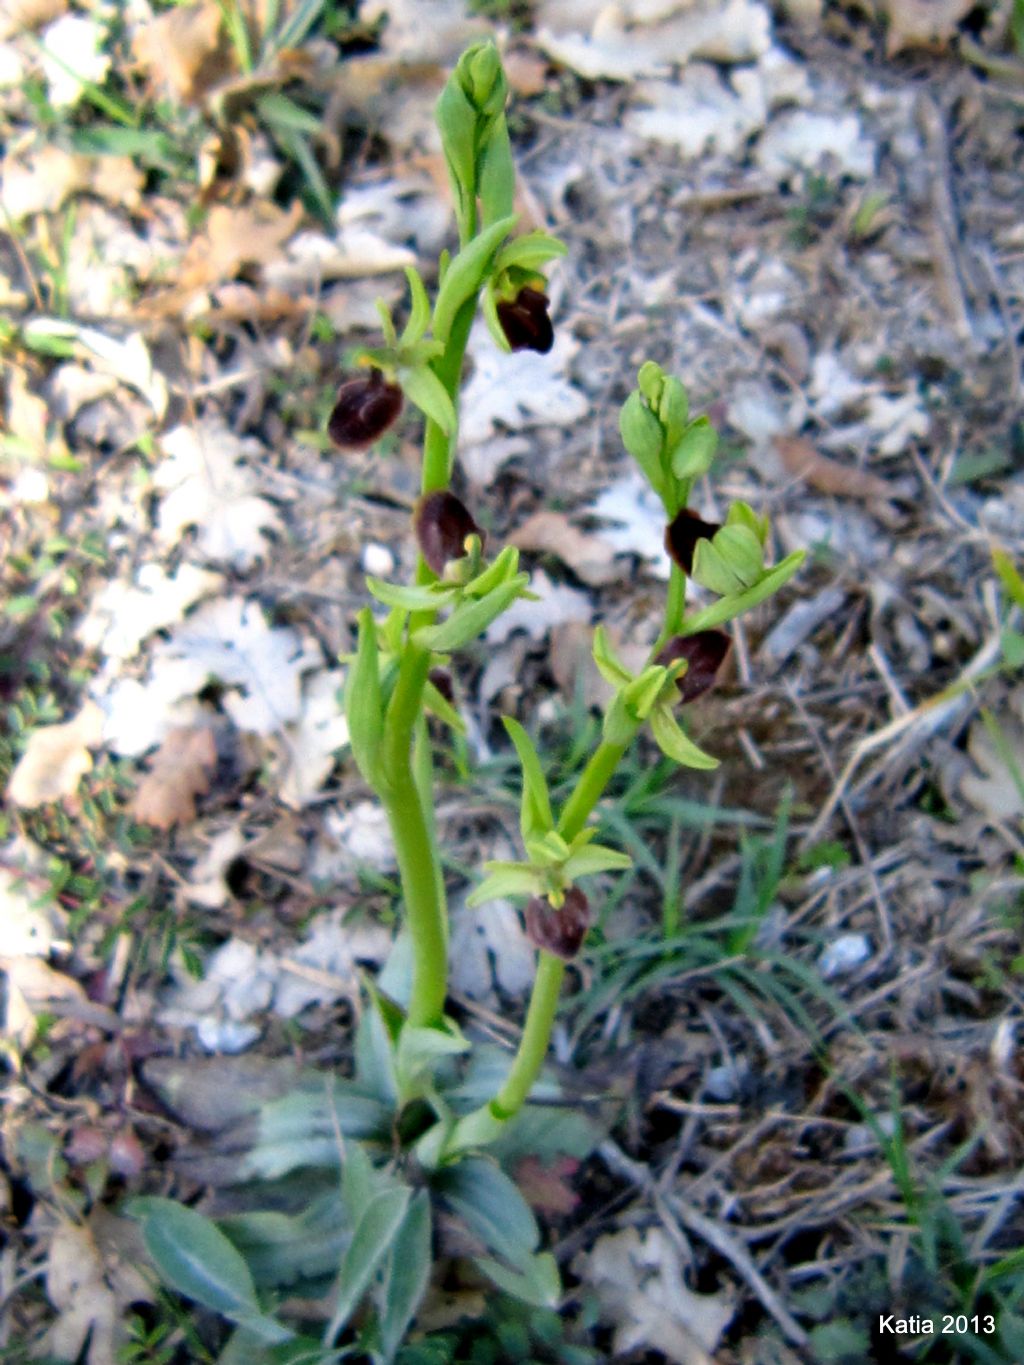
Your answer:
(7, 701), (104, 809)
(773, 434), (895, 501)
(132, 726), (218, 829)
(132, 1), (233, 105)
(509, 509), (620, 586)
(882, 0), (975, 54)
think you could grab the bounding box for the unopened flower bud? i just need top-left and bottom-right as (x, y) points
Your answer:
(525, 886), (591, 960)
(664, 508), (721, 575)
(497, 286), (554, 354)
(328, 370), (403, 450)
(413, 490), (484, 577)
(654, 631), (731, 704)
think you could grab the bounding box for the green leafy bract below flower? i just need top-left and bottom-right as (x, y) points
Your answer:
(680, 549), (807, 636)
(433, 214), (518, 343)
(504, 715), (555, 842)
(648, 703), (719, 769)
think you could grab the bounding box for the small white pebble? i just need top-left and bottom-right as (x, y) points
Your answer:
(818, 932), (871, 979)
(362, 542), (394, 576)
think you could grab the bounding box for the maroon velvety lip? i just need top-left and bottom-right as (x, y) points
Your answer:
(664, 507), (721, 575)
(328, 370), (403, 450)
(654, 631), (732, 704)
(496, 286), (554, 354)
(524, 886), (591, 960)
(413, 491), (484, 577)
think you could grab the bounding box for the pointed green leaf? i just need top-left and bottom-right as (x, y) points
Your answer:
(680, 549), (806, 635)
(130, 1198), (292, 1343)
(649, 704), (719, 770)
(345, 609), (385, 786)
(399, 363), (457, 436)
(413, 576), (529, 652)
(466, 544), (521, 598)
(503, 715), (554, 841)
(474, 1251), (561, 1309)
(433, 214), (518, 343)
(325, 1186), (412, 1345)
(592, 624), (635, 688)
(423, 676), (466, 734)
(436, 1155), (539, 1261)
(399, 265), (431, 348)
(379, 1191), (432, 1363)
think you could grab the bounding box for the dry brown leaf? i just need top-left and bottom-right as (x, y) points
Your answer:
(0, 0), (64, 40)
(509, 509), (621, 586)
(514, 1155), (580, 1215)
(773, 434), (894, 501)
(0, 144), (91, 220)
(132, 1), (233, 105)
(132, 726), (218, 829)
(42, 1215), (153, 1364)
(882, 0), (974, 54)
(7, 701), (104, 809)
(140, 200), (304, 317)
(503, 47), (550, 96)
(960, 690), (1024, 823)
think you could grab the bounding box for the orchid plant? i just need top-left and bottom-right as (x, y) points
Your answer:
(127, 41), (805, 1363)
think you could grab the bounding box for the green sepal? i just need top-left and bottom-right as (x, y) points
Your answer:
(433, 214), (518, 343)
(466, 544), (522, 598)
(413, 575), (530, 652)
(658, 375), (689, 462)
(637, 359), (663, 405)
(671, 416), (718, 480)
(602, 690), (639, 746)
(467, 861), (545, 907)
(591, 624), (634, 689)
(622, 664), (670, 722)
(493, 231), (567, 274)
(399, 265), (432, 348)
(562, 841), (633, 878)
(619, 390), (665, 497)
(423, 677), (466, 734)
(524, 830), (571, 867)
(503, 715), (555, 841)
(726, 499), (769, 546)
(345, 609), (386, 787)
(365, 578), (455, 612)
(648, 703), (719, 770)
(398, 363), (457, 436)
(482, 284), (511, 352)
(680, 549), (806, 636)
(435, 78), (477, 229)
(691, 523), (764, 596)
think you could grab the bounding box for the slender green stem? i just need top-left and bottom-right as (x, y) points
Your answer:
(421, 294), (478, 498)
(652, 562), (686, 656)
(490, 952), (565, 1118)
(383, 779), (447, 1028)
(381, 644), (447, 1027)
(556, 739), (629, 841)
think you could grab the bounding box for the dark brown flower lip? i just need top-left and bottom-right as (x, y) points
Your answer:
(496, 286), (554, 354)
(664, 508), (721, 576)
(524, 886), (591, 961)
(328, 370), (403, 451)
(413, 490), (484, 577)
(654, 631), (731, 705)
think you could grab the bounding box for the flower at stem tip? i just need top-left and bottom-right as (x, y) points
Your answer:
(496, 285), (554, 354)
(525, 886), (591, 961)
(654, 631), (732, 704)
(413, 490), (485, 577)
(328, 369), (403, 450)
(664, 507), (721, 575)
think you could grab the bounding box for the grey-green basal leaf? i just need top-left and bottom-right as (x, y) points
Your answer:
(324, 1186), (412, 1346)
(474, 1251), (561, 1309)
(378, 1191), (432, 1363)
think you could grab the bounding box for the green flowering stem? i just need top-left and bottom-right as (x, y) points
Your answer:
(490, 952), (565, 1119)
(420, 295), (477, 501)
(653, 561), (687, 657)
(555, 739), (630, 844)
(380, 643), (447, 1029)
